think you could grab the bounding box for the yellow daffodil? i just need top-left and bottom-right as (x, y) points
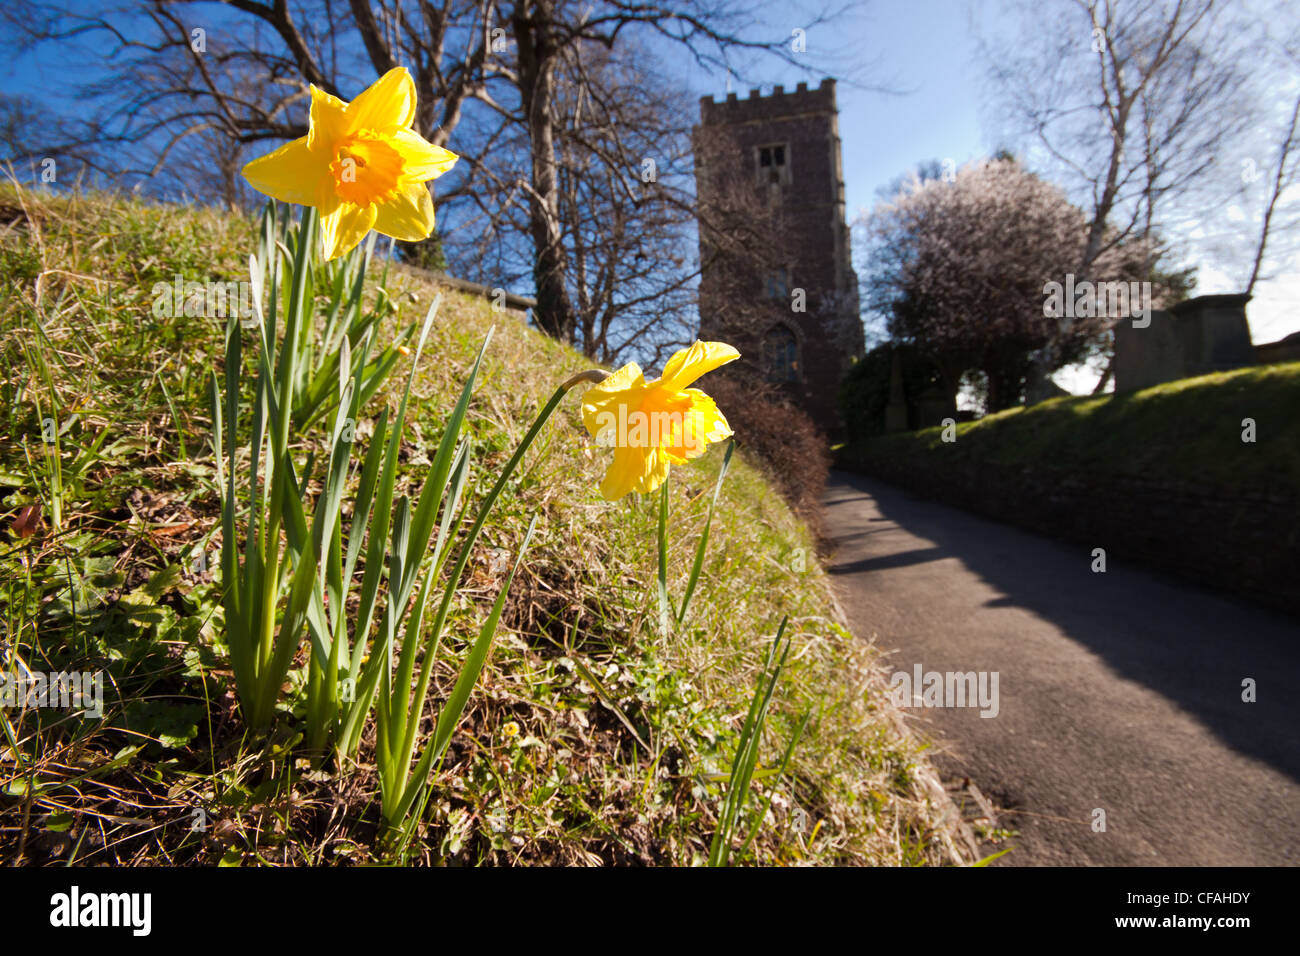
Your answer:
(581, 341), (739, 500)
(241, 67), (459, 260)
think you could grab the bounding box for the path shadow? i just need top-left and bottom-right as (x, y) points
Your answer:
(826, 470), (1300, 786)
(828, 545), (948, 575)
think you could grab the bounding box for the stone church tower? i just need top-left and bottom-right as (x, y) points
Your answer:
(693, 79), (863, 435)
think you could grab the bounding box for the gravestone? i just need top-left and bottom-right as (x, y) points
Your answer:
(1114, 293), (1254, 393)
(885, 351), (909, 432)
(915, 383), (957, 428)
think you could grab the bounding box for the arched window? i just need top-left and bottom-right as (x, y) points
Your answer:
(763, 324), (799, 382)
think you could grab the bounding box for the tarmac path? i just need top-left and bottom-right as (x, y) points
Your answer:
(824, 470), (1300, 865)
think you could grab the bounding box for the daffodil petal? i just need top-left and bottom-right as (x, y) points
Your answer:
(315, 175), (342, 220)
(583, 341), (740, 498)
(598, 444), (644, 500)
(657, 341), (740, 390)
(347, 67), (417, 132)
(584, 362), (646, 401)
(388, 127), (460, 182)
(374, 184), (435, 241)
(242, 136), (325, 206)
(633, 447), (672, 496)
(308, 86), (349, 154)
(666, 389), (733, 461)
(599, 443), (671, 500)
(320, 202), (377, 261)
(581, 363), (645, 437)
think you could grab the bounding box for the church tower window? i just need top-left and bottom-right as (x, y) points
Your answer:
(763, 324), (800, 382)
(756, 143), (791, 185)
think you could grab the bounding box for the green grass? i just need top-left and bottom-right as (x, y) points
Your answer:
(0, 185), (963, 866)
(851, 364), (1300, 495)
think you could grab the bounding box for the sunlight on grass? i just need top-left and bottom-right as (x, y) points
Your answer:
(857, 364), (1300, 494)
(0, 184), (960, 866)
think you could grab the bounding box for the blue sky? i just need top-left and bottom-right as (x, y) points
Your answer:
(674, 0), (988, 219)
(674, 0), (1300, 391)
(5, 0), (1296, 390)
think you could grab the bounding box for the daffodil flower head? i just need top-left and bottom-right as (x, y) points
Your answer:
(241, 67), (459, 261)
(581, 341), (739, 501)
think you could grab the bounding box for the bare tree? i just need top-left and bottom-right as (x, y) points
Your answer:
(981, 0), (1252, 399)
(0, 92), (104, 189)
(12, 0), (860, 356)
(5, 2), (504, 201)
(1238, 15), (1300, 297)
(1245, 89), (1300, 296)
(552, 42), (701, 365)
(493, 0), (859, 342)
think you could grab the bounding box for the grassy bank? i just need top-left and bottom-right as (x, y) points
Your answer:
(0, 187), (966, 866)
(849, 364), (1300, 496)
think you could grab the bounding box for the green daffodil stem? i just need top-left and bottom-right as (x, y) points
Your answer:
(421, 381), (570, 648)
(708, 616), (804, 867)
(657, 478), (673, 636)
(378, 369), (597, 825)
(677, 438), (735, 627)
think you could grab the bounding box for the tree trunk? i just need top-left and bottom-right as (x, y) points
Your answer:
(1246, 91), (1300, 296)
(513, 2), (575, 343)
(1092, 354), (1115, 395)
(984, 364), (1022, 413)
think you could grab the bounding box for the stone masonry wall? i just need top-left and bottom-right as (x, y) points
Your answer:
(842, 450), (1300, 616)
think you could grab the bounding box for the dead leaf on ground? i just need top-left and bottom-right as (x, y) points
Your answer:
(11, 503), (42, 538)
